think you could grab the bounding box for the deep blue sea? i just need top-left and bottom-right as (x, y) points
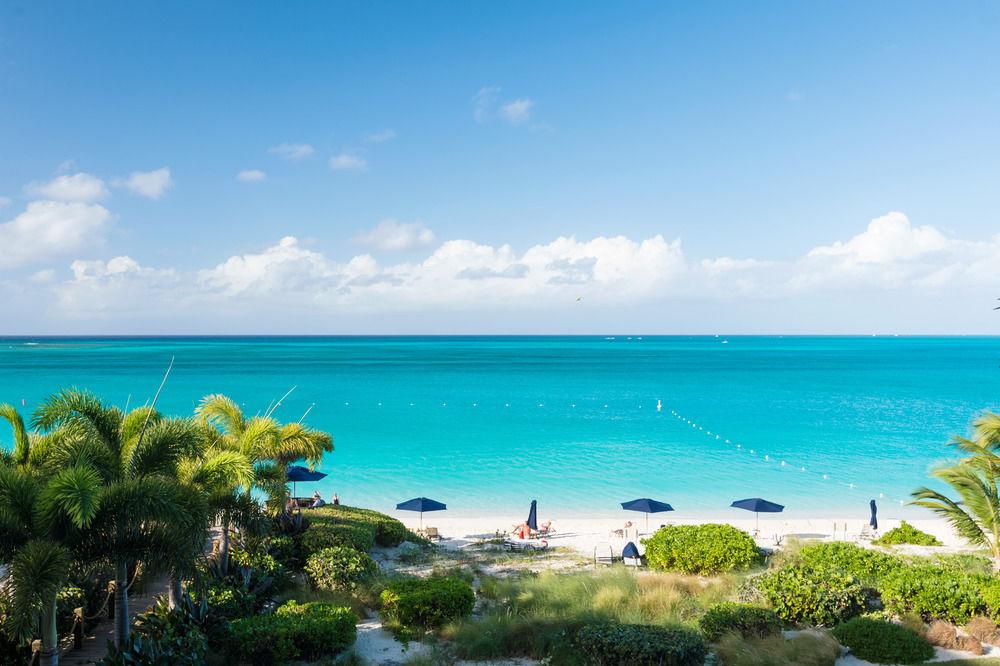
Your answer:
(1, 336), (998, 520)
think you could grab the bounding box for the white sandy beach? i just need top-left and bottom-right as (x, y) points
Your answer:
(390, 513), (969, 556)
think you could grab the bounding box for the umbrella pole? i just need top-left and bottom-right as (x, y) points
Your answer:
(646, 513), (649, 532)
(756, 512), (759, 533)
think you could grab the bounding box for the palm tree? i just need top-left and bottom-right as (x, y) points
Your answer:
(0, 463), (103, 666)
(195, 394), (332, 570)
(32, 389), (202, 647)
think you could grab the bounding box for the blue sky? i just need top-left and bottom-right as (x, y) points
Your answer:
(1, 2), (999, 334)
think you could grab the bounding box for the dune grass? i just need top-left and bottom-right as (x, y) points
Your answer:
(442, 567), (737, 664)
(714, 630), (840, 666)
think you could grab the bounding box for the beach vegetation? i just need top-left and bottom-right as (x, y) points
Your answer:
(797, 541), (903, 587)
(874, 520), (942, 546)
(224, 600), (356, 665)
(713, 629), (840, 666)
(574, 623), (707, 666)
(305, 545), (378, 591)
(379, 576), (475, 635)
(754, 562), (865, 626)
(879, 564), (987, 623)
(832, 616), (934, 664)
(698, 602), (782, 642)
(642, 524), (762, 574)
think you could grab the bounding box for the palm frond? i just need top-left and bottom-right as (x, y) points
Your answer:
(0, 403), (31, 466)
(3, 540), (70, 642)
(125, 418), (201, 478)
(196, 394), (245, 437)
(38, 464), (103, 529)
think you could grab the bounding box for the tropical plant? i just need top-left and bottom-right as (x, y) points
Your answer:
(31, 389), (205, 647)
(195, 394), (332, 570)
(0, 462), (102, 666)
(832, 617), (934, 664)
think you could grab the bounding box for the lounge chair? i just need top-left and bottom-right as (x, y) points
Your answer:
(594, 544), (619, 567)
(504, 538), (548, 552)
(424, 527), (442, 541)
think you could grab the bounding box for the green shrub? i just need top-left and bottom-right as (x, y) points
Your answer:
(798, 542), (904, 587)
(756, 563), (865, 626)
(98, 601), (209, 665)
(300, 522), (376, 556)
(264, 534), (297, 564)
(379, 576), (475, 630)
(874, 521), (941, 547)
(231, 546), (290, 589)
(879, 565), (986, 623)
(832, 617), (934, 664)
(699, 602), (783, 641)
(574, 623), (707, 666)
(714, 630), (841, 666)
(641, 524), (762, 574)
(226, 600), (356, 665)
(305, 545), (378, 591)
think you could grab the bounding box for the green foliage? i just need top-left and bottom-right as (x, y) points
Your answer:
(300, 522), (375, 556)
(698, 602), (782, 642)
(798, 542), (904, 587)
(714, 630), (841, 666)
(874, 521), (942, 546)
(379, 576), (475, 631)
(879, 565), (986, 623)
(574, 623), (707, 666)
(225, 600), (356, 665)
(756, 563), (865, 626)
(231, 545), (290, 589)
(641, 524), (762, 574)
(97, 601), (209, 666)
(832, 617), (934, 664)
(305, 545), (378, 591)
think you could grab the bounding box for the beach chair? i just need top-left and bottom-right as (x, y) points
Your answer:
(424, 527), (442, 541)
(505, 539), (547, 552)
(594, 544), (618, 567)
(857, 525), (874, 542)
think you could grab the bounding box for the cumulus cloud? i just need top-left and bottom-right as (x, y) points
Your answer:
(26, 172), (108, 202)
(268, 143), (314, 160)
(0, 196), (11, 208)
(355, 220), (435, 251)
(474, 86), (536, 126)
(237, 169), (267, 182)
(328, 153), (367, 171)
(365, 129), (396, 143)
(807, 212), (948, 265)
(118, 167), (173, 199)
(0, 201), (112, 269)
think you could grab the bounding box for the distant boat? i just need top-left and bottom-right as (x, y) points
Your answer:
(721, 340), (729, 344)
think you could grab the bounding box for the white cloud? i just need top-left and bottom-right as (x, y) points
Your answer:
(808, 212), (949, 265)
(499, 98), (534, 125)
(474, 86), (536, 126)
(26, 172), (108, 202)
(0, 201), (112, 269)
(0, 196), (11, 208)
(355, 220), (435, 251)
(237, 169), (267, 182)
(199, 236), (335, 295)
(268, 143), (315, 160)
(329, 153), (367, 171)
(28, 269), (55, 284)
(119, 167), (173, 199)
(365, 129), (396, 144)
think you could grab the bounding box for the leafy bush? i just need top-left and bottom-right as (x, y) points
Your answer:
(832, 617), (934, 664)
(305, 545), (378, 591)
(714, 629), (841, 666)
(98, 598), (209, 666)
(699, 602), (783, 641)
(641, 524), (762, 574)
(263, 534), (297, 565)
(879, 565), (986, 623)
(798, 542), (904, 587)
(226, 600), (356, 665)
(379, 576), (475, 630)
(231, 545), (290, 589)
(574, 623), (707, 666)
(874, 521), (941, 547)
(300, 523), (375, 557)
(756, 563), (865, 626)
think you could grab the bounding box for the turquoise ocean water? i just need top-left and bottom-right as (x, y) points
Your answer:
(1, 336), (998, 520)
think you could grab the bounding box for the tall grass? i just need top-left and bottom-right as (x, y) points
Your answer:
(442, 568), (738, 664)
(714, 630), (840, 666)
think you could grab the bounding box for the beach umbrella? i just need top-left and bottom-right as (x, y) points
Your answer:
(396, 497), (447, 529)
(286, 464), (327, 499)
(730, 497), (784, 532)
(526, 500), (538, 531)
(622, 541), (641, 560)
(869, 499), (878, 531)
(620, 498), (674, 531)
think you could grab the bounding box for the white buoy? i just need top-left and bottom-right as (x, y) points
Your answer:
(656, 399), (662, 412)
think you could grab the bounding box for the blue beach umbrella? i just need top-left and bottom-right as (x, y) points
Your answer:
(526, 500), (538, 531)
(396, 497), (447, 529)
(869, 499), (878, 531)
(621, 498), (674, 531)
(286, 464), (327, 498)
(730, 497), (784, 532)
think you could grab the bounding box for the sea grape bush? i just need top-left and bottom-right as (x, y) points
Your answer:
(641, 524), (761, 574)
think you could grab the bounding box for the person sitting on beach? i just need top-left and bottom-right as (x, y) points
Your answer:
(285, 496), (297, 514)
(537, 519), (554, 535)
(333, 493), (340, 506)
(310, 491), (327, 508)
(516, 522), (531, 539)
(611, 521), (633, 538)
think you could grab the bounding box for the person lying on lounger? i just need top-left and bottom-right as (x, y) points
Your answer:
(611, 521), (633, 538)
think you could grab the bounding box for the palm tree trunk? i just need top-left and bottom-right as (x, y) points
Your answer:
(114, 560), (130, 648)
(219, 516), (230, 575)
(39, 597), (58, 666)
(167, 575), (183, 609)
